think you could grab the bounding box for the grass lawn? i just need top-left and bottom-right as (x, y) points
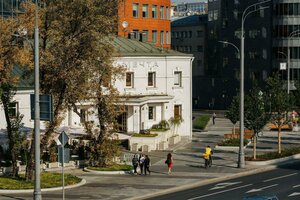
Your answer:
(193, 116), (210, 130)
(87, 164), (133, 171)
(246, 147), (300, 161)
(218, 138), (249, 146)
(0, 172), (81, 190)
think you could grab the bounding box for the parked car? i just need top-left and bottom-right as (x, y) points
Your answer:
(243, 195), (279, 200)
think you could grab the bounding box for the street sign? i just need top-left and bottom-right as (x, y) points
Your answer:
(58, 131), (69, 146)
(58, 147), (70, 163)
(30, 94), (53, 121)
(280, 62), (287, 70)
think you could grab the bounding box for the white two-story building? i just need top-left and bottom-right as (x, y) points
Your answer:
(0, 37), (193, 151)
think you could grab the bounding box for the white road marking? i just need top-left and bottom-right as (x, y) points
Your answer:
(209, 181), (242, 190)
(263, 173), (298, 182)
(187, 184), (253, 200)
(246, 184), (278, 193)
(293, 184), (300, 188)
(288, 192), (300, 197)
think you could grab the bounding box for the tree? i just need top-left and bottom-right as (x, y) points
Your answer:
(0, 1), (34, 177)
(225, 96), (240, 135)
(37, 0), (121, 152)
(266, 74), (293, 154)
(244, 84), (270, 159)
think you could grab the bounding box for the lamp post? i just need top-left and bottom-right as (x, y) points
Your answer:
(287, 30), (300, 94)
(33, 0), (41, 199)
(238, 0), (270, 168)
(277, 51), (287, 80)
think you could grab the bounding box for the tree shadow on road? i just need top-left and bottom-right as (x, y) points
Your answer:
(0, 195), (25, 200)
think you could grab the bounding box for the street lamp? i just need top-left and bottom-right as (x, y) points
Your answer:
(218, 41), (240, 53)
(33, 0), (41, 199)
(287, 30), (300, 94)
(239, 0), (270, 168)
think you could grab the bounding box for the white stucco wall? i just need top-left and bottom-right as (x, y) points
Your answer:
(0, 55), (193, 139)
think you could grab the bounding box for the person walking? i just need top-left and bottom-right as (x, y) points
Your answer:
(132, 154), (139, 175)
(165, 153), (173, 175)
(139, 154), (145, 175)
(144, 155), (151, 175)
(212, 112), (216, 125)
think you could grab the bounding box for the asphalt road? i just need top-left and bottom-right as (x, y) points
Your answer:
(146, 161), (300, 200)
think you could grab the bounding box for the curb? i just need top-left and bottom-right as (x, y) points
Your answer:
(84, 168), (133, 175)
(125, 166), (277, 200)
(215, 141), (251, 151)
(246, 153), (300, 166)
(0, 178), (86, 194)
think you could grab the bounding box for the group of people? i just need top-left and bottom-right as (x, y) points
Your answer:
(132, 154), (151, 175)
(131, 153), (174, 175)
(131, 146), (212, 175)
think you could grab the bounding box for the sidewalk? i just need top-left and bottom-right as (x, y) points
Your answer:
(0, 116), (277, 200)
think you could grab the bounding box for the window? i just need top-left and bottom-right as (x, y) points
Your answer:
(132, 3), (139, 18)
(166, 7), (170, 19)
(197, 45), (203, 52)
(160, 6), (164, 19)
(152, 5), (157, 18)
(142, 4), (148, 18)
(126, 72), (134, 87)
(174, 71), (182, 86)
(8, 102), (18, 117)
(148, 106), (155, 120)
(174, 105), (182, 119)
(166, 31), (169, 44)
(148, 72), (156, 87)
(213, 10), (218, 20)
(80, 109), (87, 123)
(208, 11), (213, 21)
(152, 30), (157, 43)
(160, 31), (164, 45)
(130, 29), (139, 40)
(142, 30), (148, 42)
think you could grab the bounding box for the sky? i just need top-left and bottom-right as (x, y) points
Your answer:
(171, 0), (207, 4)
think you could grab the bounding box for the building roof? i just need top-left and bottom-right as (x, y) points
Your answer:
(111, 37), (191, 57)
(171, 14), (207, 27)
(13, 66), (34, 90)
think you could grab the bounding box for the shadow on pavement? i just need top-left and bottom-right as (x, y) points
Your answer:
(0, 195), (25, 200)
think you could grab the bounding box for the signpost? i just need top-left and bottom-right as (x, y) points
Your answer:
(30, 94), (53, 121)
(280, 62), (287, 70)
(57, 131), (69, 200)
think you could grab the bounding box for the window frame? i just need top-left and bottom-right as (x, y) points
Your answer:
(142, 4), (148, 18)
(126, 72), (134, 87)
(8, 102), (19, 118)
(148, 72), (156, 87)
(132, 3), (139, 18)
(174, 71), (182, 87)
(148, 106), (155, 120)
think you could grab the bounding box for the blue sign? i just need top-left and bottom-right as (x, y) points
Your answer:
(30, 94), (53, 121)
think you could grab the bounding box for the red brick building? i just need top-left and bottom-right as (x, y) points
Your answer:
(118, 0), (171, 49)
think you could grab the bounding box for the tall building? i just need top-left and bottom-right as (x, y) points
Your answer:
(202, 0), (273, 110)
(273, 1), (300, 88)
(118, 0), (171, 49)
(171, 14), (207, 108)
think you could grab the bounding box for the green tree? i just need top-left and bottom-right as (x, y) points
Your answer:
(225, 96), (240, 135)
(244, 84), (270, 159)
(266, 74), (293, 154)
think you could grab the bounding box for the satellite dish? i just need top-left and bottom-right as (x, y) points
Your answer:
(122, 21), (128, 29)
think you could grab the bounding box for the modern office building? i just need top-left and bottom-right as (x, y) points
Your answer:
(171, 14), (207, 108)
(203, 0), (273, 109)
(118, 0), (171, 49)
(174, 1), (208, 17)
(273, 1), (300, 89)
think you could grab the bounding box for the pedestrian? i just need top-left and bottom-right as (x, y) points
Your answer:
(212, 112), (216, 125)
(165, 153), (173, 175)
(203, 145), (213, 168)
(144, 155), (151, 175)
(132, 154), (139, 175)
(139, 154), (145, 175)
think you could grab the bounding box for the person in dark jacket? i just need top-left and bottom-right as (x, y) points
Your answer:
(139, 154), (145, 175)
(132, 154), (139, 175)
(144, 155), (151, 175)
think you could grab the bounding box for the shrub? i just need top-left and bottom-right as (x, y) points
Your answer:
(246, 147), (300, 161)
(193, 116), (210, 130)
(131, 133), (158, 137)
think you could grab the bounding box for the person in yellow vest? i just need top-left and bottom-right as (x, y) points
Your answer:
(203, 145), (213, 168)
